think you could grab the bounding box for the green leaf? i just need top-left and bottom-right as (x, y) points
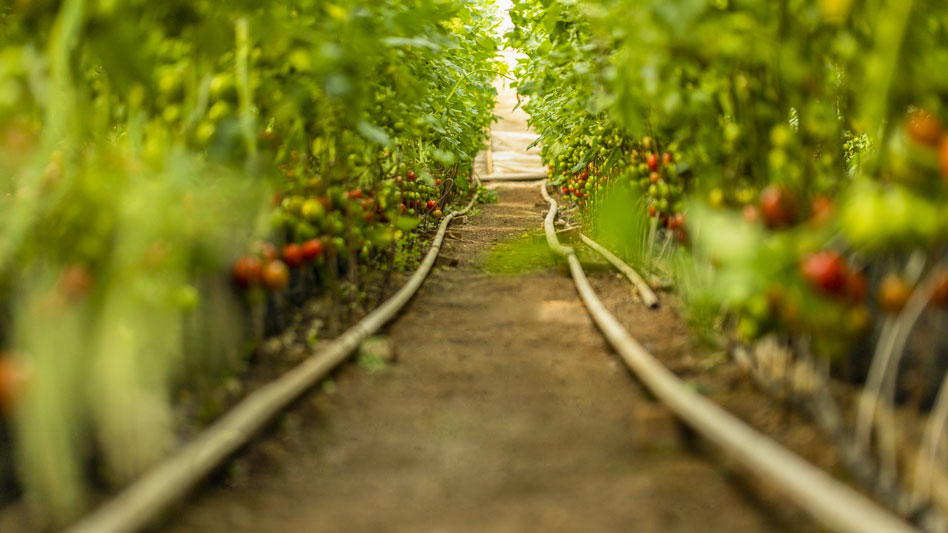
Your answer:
(395, 216), (421, 232)
(357, 121), (392, 146)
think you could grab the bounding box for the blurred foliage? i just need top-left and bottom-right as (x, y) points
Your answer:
(0, 0), (500, 524)
(507, 0), (948, 367)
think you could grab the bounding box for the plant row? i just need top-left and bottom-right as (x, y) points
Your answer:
(0, 0), (499, 524)
(508, 0), (948, 521)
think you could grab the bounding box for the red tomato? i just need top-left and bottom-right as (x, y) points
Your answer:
(646, 153), (659, 171)
(406, 171), (417, 181)
(800, 250), (848, 296)
(648, 204), (657, 216)
(232, 256), (263, 287)
(346, 190), (364, 200)
(301, 239), (324, 261)
(426, 200), (437, 210)
(262, 260), (290, 291)
(759, 185), (798, 229)
(906, 110), (943, 147)
(282, 244), (303, 268)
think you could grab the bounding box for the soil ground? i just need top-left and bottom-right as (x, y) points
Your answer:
(157, 183), (808, 533)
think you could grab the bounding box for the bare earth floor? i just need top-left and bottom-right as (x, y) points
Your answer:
(158, 184), (803, 533)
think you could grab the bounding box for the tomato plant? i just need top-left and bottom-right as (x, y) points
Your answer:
(0, 0), (500, 522)
(509, 0), (948, 519)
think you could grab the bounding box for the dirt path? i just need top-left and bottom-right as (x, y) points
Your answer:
(160, 183), (789, 533)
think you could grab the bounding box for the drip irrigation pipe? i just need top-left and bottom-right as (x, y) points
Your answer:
(540, 180), (916, 533)
(65, 180), (481, 533)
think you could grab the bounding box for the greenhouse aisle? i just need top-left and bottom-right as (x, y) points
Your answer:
(161, 181), (790, 533)
(159, 19), (797, 531)
(473, 47), (547, 180)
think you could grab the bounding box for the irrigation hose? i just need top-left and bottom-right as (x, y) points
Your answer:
(64, 179), (481, 533)
(577, 233), (659, 309)
(539, 180), (917, 533)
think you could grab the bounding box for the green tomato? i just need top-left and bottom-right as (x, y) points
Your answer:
(207, 101), (232, 122)
(209, 73), (237, 102)
(295, 222), (318, 241)
(301, 199), (326, 222)
(737, 316), (761, 342)
(172, 285), (200, 311)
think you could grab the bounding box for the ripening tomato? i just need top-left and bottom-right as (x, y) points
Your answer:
(649, 171), (661, 184)
(759, 185), (798, 229)
(432, 209), (443, 218)
(930, 269), (948, 307)
(253, 241), (278, 262)
(282, 244), (303, 268)
(662, 152), (673, 165)
(0, 355), (29, 416)
(809, 195), (834, 226)
(847, 270), (867, 302)
(905, 110), (942, 147)
(742, 205), (760, 224)
(800, 250), (848, 296)
(59, 263), (93, 300)
(646, 153), (659, 171)
(301, 239), (324, 261)
(676, 228), (688, 245)
(270, 192), (283, 208)
(878, 274), (913, 314)
(648, 204), (657, 216)
(232, 256), (263, 287)
(939, 137), (948, 184)
(262, 260), (290, 291)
